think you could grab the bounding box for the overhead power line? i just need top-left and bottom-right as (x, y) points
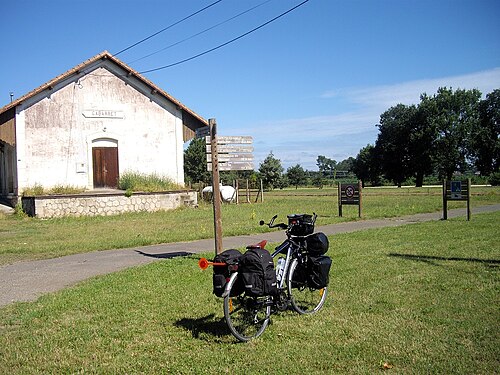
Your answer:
(114, 0), (223, 57)
(138, 0), (310, 74)
(129, 0), (273, 65)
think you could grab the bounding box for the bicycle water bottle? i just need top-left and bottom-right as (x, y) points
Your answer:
(276, 257), (285, 283)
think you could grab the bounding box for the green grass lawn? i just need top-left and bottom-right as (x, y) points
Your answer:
(0, 212), (498, 373)
(0, 186), (499, 266)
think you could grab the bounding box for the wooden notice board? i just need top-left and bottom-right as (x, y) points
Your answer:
(338, 181), (362, 218)
(442, 179), (471, 221)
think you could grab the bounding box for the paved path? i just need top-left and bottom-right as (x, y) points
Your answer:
(1, 204), (498, 307)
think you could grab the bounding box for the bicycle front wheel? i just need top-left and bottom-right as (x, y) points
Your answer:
(223, 273), (271, 342)
(287, 258), (328, 314)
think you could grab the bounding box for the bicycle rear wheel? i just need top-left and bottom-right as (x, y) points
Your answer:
(287, 258), (328, 314)
(223, 273), (271, 342)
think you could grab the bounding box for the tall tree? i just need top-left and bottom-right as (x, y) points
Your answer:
(286, 164), (307, 189)
(375, 104), (416, 187)
(419, 87), (481, 180)
(408, 102), (438, 187)
(352, 144), (382, 187)
(316, 155), (337, 178)
(184, 137), (211, 184)
(259, 152), (284, 190)
(336, 157), (355, 172)
(470, 89), (500, 175)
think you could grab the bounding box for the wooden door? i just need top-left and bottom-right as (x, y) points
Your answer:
(92, 147), (119, 188)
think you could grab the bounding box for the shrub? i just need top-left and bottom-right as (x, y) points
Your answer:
(488, 170), (500, 186)
(22, 184), (45, 196)
(22, 184), (85, 196)
(118, 171), (182, 192)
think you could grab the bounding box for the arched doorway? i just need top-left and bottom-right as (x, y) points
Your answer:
(92, 138), (119, 188)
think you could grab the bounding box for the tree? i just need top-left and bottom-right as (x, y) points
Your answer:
(184, 137), (211, 184)
(286, 164), (307, 189)
(336, 157), (355, 172)
(419, 87), (481, 180)
(407, 102), (438, 187)
(375, 104), (416, 187)
(470, 89), (500, 176)
(258, 152), (284, 190)
(316, 155), (337, 178)
(352, 144), (382, 187)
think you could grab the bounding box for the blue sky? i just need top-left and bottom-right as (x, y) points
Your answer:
(1, 0), (499, 170)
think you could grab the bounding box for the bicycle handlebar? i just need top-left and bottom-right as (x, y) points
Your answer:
(260, 213), (317, 231)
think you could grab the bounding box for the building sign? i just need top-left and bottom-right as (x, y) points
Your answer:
(82, 110), (124, 119)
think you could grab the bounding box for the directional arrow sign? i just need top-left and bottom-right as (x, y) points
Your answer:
(208, 162), (254, 171)
(206, 145), (254, 153)
(207, 153), (254, 162)
(206, 134), (254, 172)
(205, 136), (253, 145)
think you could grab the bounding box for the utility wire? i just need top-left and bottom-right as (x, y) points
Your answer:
(138, 0), (310, 74)
(114, 0), (223, 57)
(128, 0), (273, 65)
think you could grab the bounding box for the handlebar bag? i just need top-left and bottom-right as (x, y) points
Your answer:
(287, 214), (315, 236)
(239, 248), (278, 297)
(213, 249), (242, 297)
(306, 232), (329, 256)
(307, 255), (332, 289)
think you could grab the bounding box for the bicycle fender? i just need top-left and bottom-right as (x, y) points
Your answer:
(222, 272), (239, 298)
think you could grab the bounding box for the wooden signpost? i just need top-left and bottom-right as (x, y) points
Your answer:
(442, 178), (471, 221)
(338, 181), (362, 218)
(208, 119), (223, 255)
(206, 136), (254, 172)
(205, 120), (254, 254)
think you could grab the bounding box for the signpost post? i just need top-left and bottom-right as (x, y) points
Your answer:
(208, 119), (223, 255)
(205, 123), (254, 255)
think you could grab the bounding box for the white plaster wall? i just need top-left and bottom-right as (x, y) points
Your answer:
(18, 65), (185, 191)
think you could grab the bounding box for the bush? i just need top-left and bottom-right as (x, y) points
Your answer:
(22, 184), (85, 196)
(488, 170), (500, 186)
(118, 172), (182, 192)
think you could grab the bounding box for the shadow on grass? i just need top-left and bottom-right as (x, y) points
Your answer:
(135, 250), (193, 259)
(174, 313), (231, 340)
(389, 253), (500, 267)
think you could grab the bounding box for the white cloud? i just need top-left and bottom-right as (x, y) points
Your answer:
(250, 68), (500, 171)
(338, 67), (500, 109)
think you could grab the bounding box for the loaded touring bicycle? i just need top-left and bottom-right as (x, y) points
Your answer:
(199, 213), (332, 342)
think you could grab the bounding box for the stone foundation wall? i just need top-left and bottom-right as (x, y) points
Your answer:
(21, 191), (197, 218)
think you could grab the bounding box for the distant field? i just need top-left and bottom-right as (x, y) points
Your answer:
(0, 186), (498, 266)
(0, 211), (498, 373)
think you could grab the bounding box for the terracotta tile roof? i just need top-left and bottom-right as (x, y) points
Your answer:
(0, 50), (208, 127)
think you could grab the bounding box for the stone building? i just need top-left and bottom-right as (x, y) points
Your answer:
(0, 51), (208, 206)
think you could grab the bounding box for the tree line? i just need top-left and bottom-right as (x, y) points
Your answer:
(184, 87), (499, 189)
(352, 87), (499, 187)
(184, 137), (354, 190)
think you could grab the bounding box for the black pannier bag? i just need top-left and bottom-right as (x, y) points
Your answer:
(307, 255), (332, 289)
(288, 214), (314, 236)
(290, 259), (308, 289)
(306, 232), (329, 256)
(239, 248), (278, 297)
(212, 249), (242, 297)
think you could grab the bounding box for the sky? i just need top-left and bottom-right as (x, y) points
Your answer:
(1, 0), (499, 171)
